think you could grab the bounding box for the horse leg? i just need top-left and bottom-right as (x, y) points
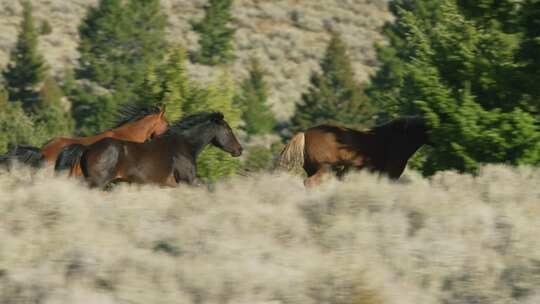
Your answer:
(173, 166), (199, 186)
(335, 165), (350, 180)
(85, 144), (121, 190)
(304, 164), (331, 188)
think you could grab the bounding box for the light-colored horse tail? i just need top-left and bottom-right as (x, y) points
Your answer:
(278, 132), (305, 171)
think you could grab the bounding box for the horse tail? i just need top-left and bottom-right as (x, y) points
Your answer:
(55, 144), (86, 176)
(10, 145), (44, 167)
(278, 132), (305, 171)
(79, 149), (90, 178)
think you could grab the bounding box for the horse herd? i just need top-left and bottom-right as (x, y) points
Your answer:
(0, 105), (431, 189)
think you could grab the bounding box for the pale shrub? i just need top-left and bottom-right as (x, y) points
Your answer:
(0, 165), (539, 303)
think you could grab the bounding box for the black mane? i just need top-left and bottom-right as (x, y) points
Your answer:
(372, 116), (426, 133)
(162, 112), (224, 136)
(113, 104), (162, 128)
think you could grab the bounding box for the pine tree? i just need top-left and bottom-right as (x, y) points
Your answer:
(192, 0), (236, 65)
(33, 77), (75, 139)
(236, 59), (276, 136)
(517, 0), (540, 115)
(138, 47), (192, 121)
(367, 0), (540, 175)
(0, 101), (41, 154)
(289, 31), (374, 133)
(2, 1), (47, 109)
(159, 47), (190, 120)
(73, 0), (168, 134)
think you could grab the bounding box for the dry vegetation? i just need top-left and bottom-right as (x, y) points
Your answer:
(0, 0), (390, 120)
(0, 165), (539, 303)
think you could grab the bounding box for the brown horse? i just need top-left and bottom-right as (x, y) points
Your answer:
(55, 112), (243, 189)
(4, 105), (169, 167)
(278, 117), (430, 187)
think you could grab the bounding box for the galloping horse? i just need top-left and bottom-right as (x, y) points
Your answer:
(2, 105), (169, 167)
(55, 112), (243, 189)
(278, 117), (430, 187)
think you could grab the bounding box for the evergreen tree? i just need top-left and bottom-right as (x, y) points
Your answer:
(159, 48), (188, 121)
(140, 47), (191, 120)
(368, 0), (540, 175)
(73, 0), (168, 134)
(2, 1), (47, 109)
(192, 0), (236, 65)
(236, 59), (276, 136)
(0, 101), (41, 154)
(34, 77), (75, 139)
(289, 31), (374, 133)
(517, 0), (540, 116)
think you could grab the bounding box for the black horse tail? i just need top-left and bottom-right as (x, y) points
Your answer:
(277, 132), (305, 171)
(8, 145), (43, 167)
(55, 144), (87, 175)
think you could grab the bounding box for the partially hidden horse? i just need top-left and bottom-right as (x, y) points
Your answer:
(55, 112), (243, 189)
(278, 117), (430, 187)
(1, 105), (169, 168)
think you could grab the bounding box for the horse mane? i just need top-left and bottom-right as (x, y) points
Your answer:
(371, 116), (426, 134)
(112, 104), (162, 128)
(162, 112), (224, 136)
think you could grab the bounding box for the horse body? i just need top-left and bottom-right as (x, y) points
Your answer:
(280, 117), (429, 187)
(57, 112), (243, 189)
(81, 137), (193, 187)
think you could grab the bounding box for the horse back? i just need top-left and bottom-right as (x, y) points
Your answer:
(304, 125), (380, 167)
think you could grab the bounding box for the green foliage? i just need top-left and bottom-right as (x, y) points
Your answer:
(32, 104), (75, 141)
(138, 47), (190, 121)
(242, 143), (281, 173)
(368, 0), (540, 175)
(40, 20), (52, 35)
(517, 0), (540, 115)
(38, 77), (64, 108)
(34, 77), (75, 139)
(0, 101), (41, 154)
(289, 31), (375, 133)
(192, 0), (236, 65)
(236, 59), (276, 136)
(0, 87), (8, 105)
(2, 1), (47, 109)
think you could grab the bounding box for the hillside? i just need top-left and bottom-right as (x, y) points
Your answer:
(0, 0), (391, 120)
(1, 165), (539, 303)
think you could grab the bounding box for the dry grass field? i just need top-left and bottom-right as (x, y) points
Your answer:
(1, 165), (539, 303)
(0, 0), (391, 120)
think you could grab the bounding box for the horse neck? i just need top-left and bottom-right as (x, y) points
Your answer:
(75, 131), (113, 145)
(186, 124), (218, 157)
(112, 117), (155, 142)
(387, 128), (428, 159)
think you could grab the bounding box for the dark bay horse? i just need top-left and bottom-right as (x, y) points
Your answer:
(278, 117), (430, 187)
(55, 112), (243, 189)
(1, 105), (169, 167)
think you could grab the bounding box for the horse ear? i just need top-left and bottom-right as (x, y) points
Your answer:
(159, 105), (166, 117)
(211, 112), (224, 122)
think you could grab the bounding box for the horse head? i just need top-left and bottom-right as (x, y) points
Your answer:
(209, 113), (243, 157)
(149, 104), (169, 138)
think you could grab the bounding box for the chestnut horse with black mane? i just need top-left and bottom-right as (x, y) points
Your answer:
(0, 105), (169, 167)
(55, 112), (243, 189)
(278, 117), (430, 187)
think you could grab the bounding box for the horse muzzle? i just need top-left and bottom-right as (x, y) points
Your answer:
(231, 147), (243, 157)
